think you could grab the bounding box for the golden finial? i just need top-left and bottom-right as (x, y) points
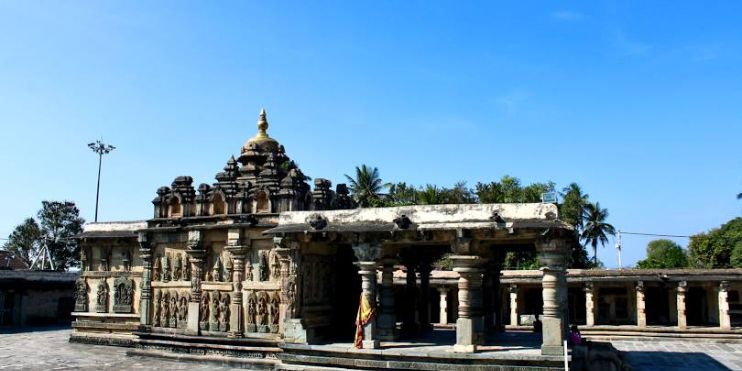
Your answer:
(256, 108), (268, 138)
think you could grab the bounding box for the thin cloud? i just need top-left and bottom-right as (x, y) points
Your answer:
(495, 90), (529, 115)
(551, 10), (585, 22)
(612, 29), (651, 56)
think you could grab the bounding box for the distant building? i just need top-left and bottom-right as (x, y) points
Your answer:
(0, 251), (29, 270)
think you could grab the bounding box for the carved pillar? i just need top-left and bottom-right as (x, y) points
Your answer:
(636, 281), (646, 328)
(720, 281), (731, 330)
(451, 255), (485, 353)
(138, 232), (153, 328)
(185, 230), (205, 335)
(401, 261), (419, 336)
(585, 282), (596, 327)
(226, 229), (246, 338)
(677, 281), (687, 329)
(438, 287), (449, 325)
(352, 242), (381, 349)
(509, 284), (519, 326)
(418, 260), (432, 332)
(538, 238), (568, 356)
(378, 258), (398, 340)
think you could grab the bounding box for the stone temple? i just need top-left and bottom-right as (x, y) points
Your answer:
(73, 110), (738, 369)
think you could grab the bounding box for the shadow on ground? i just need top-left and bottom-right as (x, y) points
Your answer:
(0, 323), (71, 334)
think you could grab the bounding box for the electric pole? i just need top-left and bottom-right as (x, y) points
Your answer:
(88, 140), (115, 222)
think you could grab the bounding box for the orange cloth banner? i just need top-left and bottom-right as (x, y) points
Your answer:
(353, 293), (375, 349)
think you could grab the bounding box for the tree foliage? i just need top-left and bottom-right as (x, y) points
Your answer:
(344, 165), (387, 207)
(636, 239), (688, 269)
(475, 175), (555, 203)
(2, 218), (41, 265)
(2, 201), (84, 270)
(581, 202), (616, 265)
(688, 217), (742, 268)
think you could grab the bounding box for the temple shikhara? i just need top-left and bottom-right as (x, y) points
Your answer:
(70, 110), (739, 370)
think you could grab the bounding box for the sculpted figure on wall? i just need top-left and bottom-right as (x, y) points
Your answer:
(178, 294), (188, 328)
(259, 253), (268, 282)
(257, 291), (268, 332)
(269, 292), (279, 333)
(153, 257), (162, 282)
(169, 291), (178, 328)
(163, 254), (171, 282)
(173, 254), (182, 281)
(271, 253), (280, 280)
(199, 292), (209, 330)
(245, 291), (257, 333)
(219, 293), (230, 332)
(113, 277), (133, 313)
(183, 256), (191, 281)
(160, 291), (170, 327)
(74, 279), (88, 312)
(245, 256), (254, 281)
(212, 257), (222, 282)
(153, 290), (162, 327)
(95, 280), (108, 313)
(209, 291), (219, 331)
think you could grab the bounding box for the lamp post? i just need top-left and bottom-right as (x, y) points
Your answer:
(88, 140), (115, 222)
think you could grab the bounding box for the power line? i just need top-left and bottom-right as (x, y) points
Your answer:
(619, 231), (691, 238)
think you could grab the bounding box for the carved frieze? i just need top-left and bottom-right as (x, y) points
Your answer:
(112, 276), (133, 313)
(95, 280), (108, 313)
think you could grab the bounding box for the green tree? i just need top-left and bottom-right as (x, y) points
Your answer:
(688, 217), (742, 268)
(387, 182), (417, 205)
(418, 185), (447, 205)
(559, 183), (589, 229)
(581, 202), (616, 265)
(344, 165), (387, 207)
(2, 218), (42, 265)
(38, 201), (85, 270)
(636, 239), (688, 269)
(444, 181), (477, 204)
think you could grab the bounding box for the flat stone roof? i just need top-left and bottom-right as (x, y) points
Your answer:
(266, 203), (570, 234)
(77, 221), (147, 238)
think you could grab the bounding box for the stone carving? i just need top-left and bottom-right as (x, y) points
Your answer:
(246, 291), (257, 333)
(393, 214), (412, 229)
(160, 291), (169, 327)
(270, 253), (280, 280)
(306, 213), (327, 230)
(153, 256), (162, 282)
(225, 258), (234, 281)
(352, 243), (381, 262)
(245, 256), (254, 281)
(122, 250), (131, 272)
(259, 253), (269, 282)
(112, 277), (133, 313)
(95, 280), (108, 313)
(153, 290), (162, 327)
(209, 291), (219, 331)
(285, 275), (297, 318)
(163, 254), (171, 282)
(173, 254), (182, 281)
(256, 291), (268, 332)
(219, 293), (230, 332)
(199, 292), (209, 330)
(74, 279), (87, 312)
(212, 257), (222, 282)
(177, 295), (189, 324)
(169, 291), (178, 328)
(269, 292), (279, 333)
(183, 256), (191, 281)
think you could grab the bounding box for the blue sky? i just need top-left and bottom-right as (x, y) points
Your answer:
(0, 1), (740, 268)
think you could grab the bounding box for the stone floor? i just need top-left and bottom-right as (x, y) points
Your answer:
(612, 339), (742, 370)
(3, 327), (742, 370)
(0, 327), (237, 370)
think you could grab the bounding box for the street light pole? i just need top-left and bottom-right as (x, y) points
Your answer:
(88, 140), (115, 222)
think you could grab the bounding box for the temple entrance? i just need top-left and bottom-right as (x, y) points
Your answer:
(328, 245), (360, 342)
(646, 286), (672, 325)
(687, 286), (710, 326)
(568, 287), (587, 325)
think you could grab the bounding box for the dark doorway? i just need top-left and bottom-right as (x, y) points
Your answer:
(329, 246), (360, 342)
(646, 286), (672, 325)
(686, 287), (709, 326)
(568, 287), (586, 325)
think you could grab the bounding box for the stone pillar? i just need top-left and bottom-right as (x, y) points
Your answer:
(636, 281), (646, 328)
(185, 230), (205, 336)
(719, 281), (731, 330)
(378, 258), (398, 340)
(274, 237), (300, 340)
(538, 238), (568, 356)
(585, 283), (596, 327)
(353, 242), (381, 349)
(438, 287), (449, 325)
(418, 261), (432, 332)
(451, 255), (485, 353)
(677, 281), (687, 329)
(401, 263), (419, 336)
(509, 284), (519, 326)
(137, 232), (153, 328)
(226, 232), (246, 338)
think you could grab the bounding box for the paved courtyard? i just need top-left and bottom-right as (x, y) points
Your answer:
(612, 339), (742, 370)
(3, 328), (742, 370)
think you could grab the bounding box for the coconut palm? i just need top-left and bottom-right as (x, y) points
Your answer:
(560, 183), (589, 230)
(581, 202), (616, 265)
(418, 185), (447, 205)
(344, 165), (387, 207)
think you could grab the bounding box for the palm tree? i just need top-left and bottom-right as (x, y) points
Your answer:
(560, 183), (589, 230)
(344, 165), (387, 207)
(581, 202), (616, 265)
(418, 185), (446, 205)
